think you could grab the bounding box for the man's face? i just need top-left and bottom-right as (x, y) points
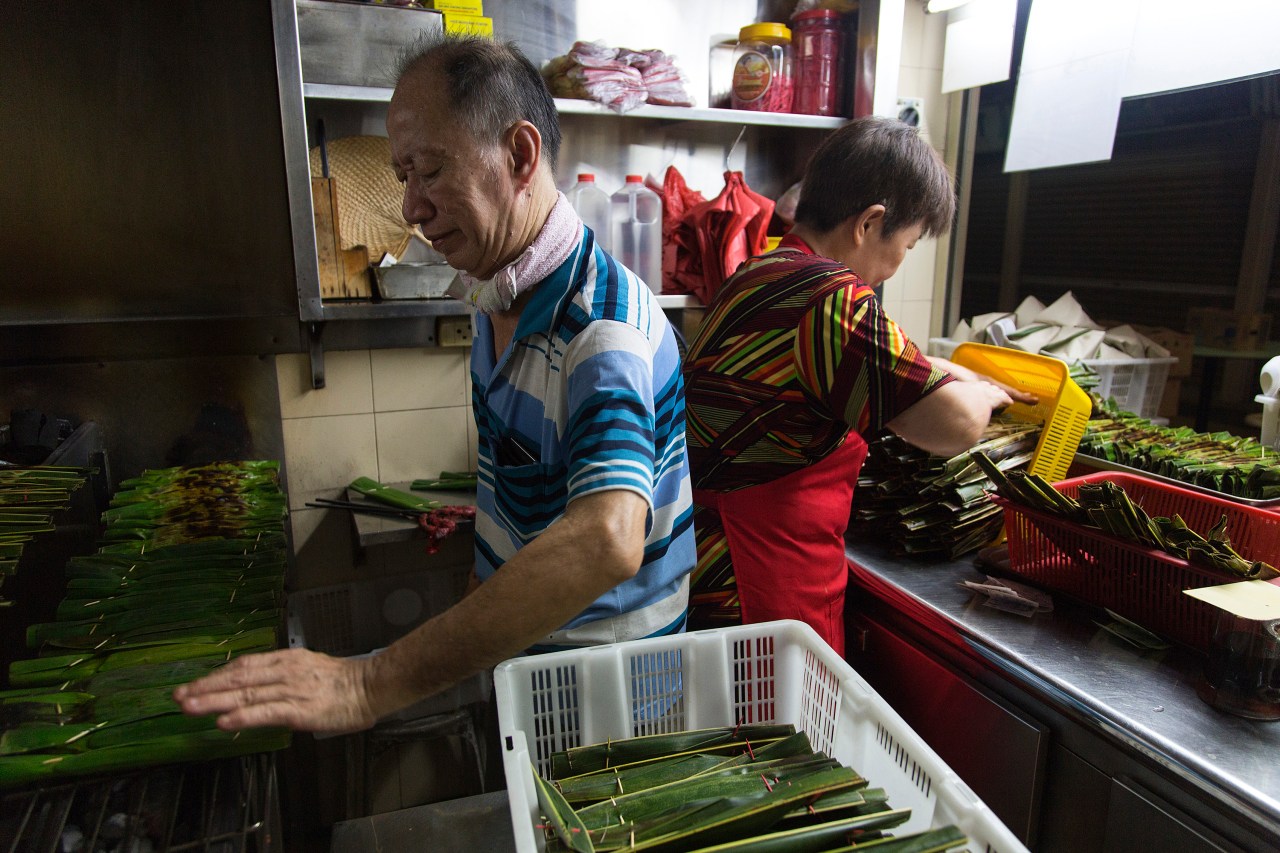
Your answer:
(387, 68), (513, 278)
(855, 219), (925, 287)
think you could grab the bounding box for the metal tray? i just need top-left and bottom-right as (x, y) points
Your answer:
(374, 263), (456, 300)
(1072, 452), (1280, 508)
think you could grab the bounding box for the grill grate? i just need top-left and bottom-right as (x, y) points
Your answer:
(0, 753), (280, 853)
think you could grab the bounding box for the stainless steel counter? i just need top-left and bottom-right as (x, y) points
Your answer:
(330, 790), (515, 852)
(845, 538), (1280, 841)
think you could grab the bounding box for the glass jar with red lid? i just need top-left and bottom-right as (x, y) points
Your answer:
(792, 8), (845, 116)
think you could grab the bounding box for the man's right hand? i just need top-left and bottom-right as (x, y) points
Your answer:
(173, 647), (381, 735)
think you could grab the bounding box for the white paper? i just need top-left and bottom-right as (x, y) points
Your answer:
(1104, 324), (1148, 358)
(1140, 336), (1170, 359)
(1005, 325), (1058, 354)
(1013, 295), (1046, 329)
(1033, 292), (1101, 329)
(969, 311), (1014, 339)
(941, 0), (1018, 93)
(1123, 1), (1280, 98)
(1005, 0), (1140, 172)
(1005, 323), (1051, 341)
(983, 316), (1020, 348)
(1042, 327), (1105, 361)
(1184, 580), (1280, 621)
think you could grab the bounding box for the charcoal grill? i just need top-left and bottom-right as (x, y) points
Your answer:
(0, 753), (280, 853)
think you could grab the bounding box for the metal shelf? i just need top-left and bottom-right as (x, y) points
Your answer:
(0, 753), (281, 853)
(317, 300), (470, 320)
(303, 83), (844, 129)
(304, 82), (393, 102)
(553, 98), (845, 129)
(299, 83), (708, 389)
(318, 295), (696, 319)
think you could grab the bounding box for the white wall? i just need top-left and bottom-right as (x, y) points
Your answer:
(881, 1), (950, 346)
(277, 347), (477, 589)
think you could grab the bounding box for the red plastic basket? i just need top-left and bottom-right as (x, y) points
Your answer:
(993, 472), (1280, 653)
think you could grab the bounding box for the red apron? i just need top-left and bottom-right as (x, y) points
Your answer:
(692, 435), (869, 656)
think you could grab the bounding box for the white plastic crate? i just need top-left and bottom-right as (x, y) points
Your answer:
(929, 337), (1175, 419)
(494, 620), (1028, 853)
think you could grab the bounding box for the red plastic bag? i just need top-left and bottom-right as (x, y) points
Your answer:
(654, 166), (707, 296)
(681, 171), (775, 304)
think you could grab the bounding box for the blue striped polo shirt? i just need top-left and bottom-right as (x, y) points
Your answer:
(469, 226), (695, 646)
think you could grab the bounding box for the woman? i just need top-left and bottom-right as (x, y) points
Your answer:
(682, 116), (1020, 654)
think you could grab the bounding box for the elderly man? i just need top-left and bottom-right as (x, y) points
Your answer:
(175, 35), (695, 733)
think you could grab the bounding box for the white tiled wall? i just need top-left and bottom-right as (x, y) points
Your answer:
(885, 2), (950, 346)
(276, 347), (476, 588)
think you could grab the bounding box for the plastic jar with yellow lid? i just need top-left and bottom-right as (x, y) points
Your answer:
(730, 22), (793, 113)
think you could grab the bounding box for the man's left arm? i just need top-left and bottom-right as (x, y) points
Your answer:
(173, 488), (648, 733)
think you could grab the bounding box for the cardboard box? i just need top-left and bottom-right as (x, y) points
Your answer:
(1133, 324), (1195, 377)
(1157, 376), (1182, 420)
(425, 0), (484, 13)
(444, 13), (493, 36)
(680, 306), (708, 343)
(1186, 307), (1273, 352)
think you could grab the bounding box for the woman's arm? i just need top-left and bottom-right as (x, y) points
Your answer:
(886, 379), (1013, 458)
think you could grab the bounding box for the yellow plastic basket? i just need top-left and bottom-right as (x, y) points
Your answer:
(950, 341), (1090, 484)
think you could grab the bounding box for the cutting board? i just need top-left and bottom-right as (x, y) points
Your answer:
(312, 176), (373, 299)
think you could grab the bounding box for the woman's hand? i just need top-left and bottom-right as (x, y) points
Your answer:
(928, 356), (1038, 405)
(173, 648), (380, 735)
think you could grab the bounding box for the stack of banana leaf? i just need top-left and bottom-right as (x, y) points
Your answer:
(533, 724), (966, 852)
(0, 466), (89, 606)
(972, 452), (1279, 582)
(851, 418), (1041, 560)
(1068, 363), (1101, 394)
(1079, 401), (1280, 500)
(101, 459), (286, 548)
(0, 460), (291, 789)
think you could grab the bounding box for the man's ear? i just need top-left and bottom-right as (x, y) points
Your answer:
(506, 121), (542, 187)
(849, 204), (886, 247)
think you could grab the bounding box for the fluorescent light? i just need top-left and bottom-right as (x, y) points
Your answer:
(927, 0), (974, 12)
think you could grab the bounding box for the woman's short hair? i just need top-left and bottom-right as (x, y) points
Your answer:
(396, 34), (562, 170)
(794, 116), (955, 238)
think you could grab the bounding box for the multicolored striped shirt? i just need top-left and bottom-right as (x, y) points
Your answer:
(683, 238), (951, 626)
(470, 226), (695, 646)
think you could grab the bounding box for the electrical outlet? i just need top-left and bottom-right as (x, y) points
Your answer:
(437, 316), (473, 347)
(897, 97), (924, 129)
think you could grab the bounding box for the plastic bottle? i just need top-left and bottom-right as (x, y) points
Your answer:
(567, 172), (612, 252)
(792, 9), (844, 116)
(730, 23), (793, 113)
(610, 175), (663, 295)
(708, 35), (738, 108)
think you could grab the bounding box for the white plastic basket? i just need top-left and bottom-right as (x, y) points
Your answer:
(929, 337), (1175, 419)
(494, 620), (1029, 853)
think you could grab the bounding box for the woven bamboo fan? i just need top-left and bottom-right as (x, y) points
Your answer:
(308, 135), (413, 263)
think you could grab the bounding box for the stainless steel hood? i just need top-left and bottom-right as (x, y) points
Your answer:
(0, 1), (304, 363)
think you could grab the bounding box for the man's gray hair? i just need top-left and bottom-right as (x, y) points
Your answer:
(396, 33), (562, 170)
